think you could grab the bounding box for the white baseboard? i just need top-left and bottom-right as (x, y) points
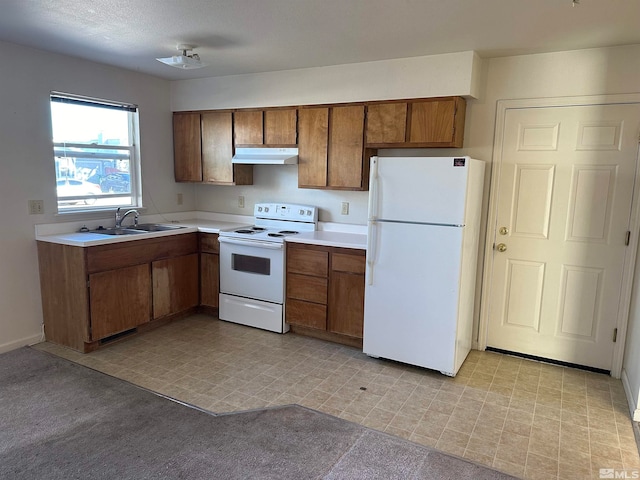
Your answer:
(621, 368), (640, 421)
(0, 330), (45, 355)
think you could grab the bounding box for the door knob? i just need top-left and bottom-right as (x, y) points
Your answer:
(499, 226), (509, 235)
(496, 243), (507, 252)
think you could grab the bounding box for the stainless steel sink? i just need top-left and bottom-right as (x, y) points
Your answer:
(133, 223), (186, 232)
(92, 228), (146, 236)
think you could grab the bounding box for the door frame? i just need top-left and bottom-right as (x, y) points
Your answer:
(478, 94), (640, 378)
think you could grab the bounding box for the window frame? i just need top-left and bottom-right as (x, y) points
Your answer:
(50, 92), (142, 214)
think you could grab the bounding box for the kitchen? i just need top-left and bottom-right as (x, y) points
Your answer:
(2, 2), (640, 477)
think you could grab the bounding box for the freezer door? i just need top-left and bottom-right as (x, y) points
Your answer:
(370, 156), (470, 225)
(364, 221), (465, 374)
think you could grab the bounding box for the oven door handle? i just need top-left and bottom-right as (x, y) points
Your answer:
(218, 236), (284, 250)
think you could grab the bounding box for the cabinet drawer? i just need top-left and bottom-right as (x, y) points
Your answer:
(287, 273), (327, 304)
(332, 252), (365, 274)
(286, 299), (326, 330)
(199, 233), (219, 254)
(287, 247), (328, 277)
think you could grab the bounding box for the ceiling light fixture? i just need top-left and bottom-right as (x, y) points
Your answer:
(156, 44), (208, 70)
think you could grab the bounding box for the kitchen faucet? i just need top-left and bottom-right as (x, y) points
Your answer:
(114, 207), (139, 228)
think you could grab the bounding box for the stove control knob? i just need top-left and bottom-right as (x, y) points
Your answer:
(299, 209), (304, 215)
(264, 207), (269, 213)
(306, 210), (311, 216)
(257, 206), (263, 212)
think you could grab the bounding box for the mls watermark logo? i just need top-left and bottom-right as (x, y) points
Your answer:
(600, 468), (640, 479)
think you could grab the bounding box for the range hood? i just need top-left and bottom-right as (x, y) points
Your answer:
(232, 147), (298, 165)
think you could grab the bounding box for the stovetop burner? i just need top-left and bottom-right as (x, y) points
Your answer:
(234, 226), (267, 234)
(219, 203), (318, 244)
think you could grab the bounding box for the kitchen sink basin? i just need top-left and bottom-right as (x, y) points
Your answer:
(132, 223), (186, 232)
(91, 228), (146, 236)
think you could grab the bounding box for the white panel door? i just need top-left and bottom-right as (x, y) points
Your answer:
(486, 103), (640, 370)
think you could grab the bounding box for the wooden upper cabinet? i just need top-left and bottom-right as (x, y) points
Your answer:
(173, 113), (202, 182)
(365, 96), (466, 148)
(408, 97), (465, 146)
(328, 105), (367, 189)
(264, 109), (297, 145)
(365, 102), (407, 144)
(234, 110), (263, 145)
(298, 105), (370, 190)
(298, 107), (329, 188)
(202, 111), (253, 185)
(234, 108), (297, 146)
(174, 111), (252, 185)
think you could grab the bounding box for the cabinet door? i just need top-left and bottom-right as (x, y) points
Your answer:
(152, 253), (199, 319)
(408, 97), (465, 146)
(365, 102), (407, 144)
(234, 110), (263, 145)
(328, 105), (366, 189)
(328, 252), (365, 338)
(173, 113), (202, 182)
(202, 112), (253, 185)
(200, 252), (219, 308)
(298, 107), (329, 188)
(264, 109), (297, 145)
(89, 264), (151, 340)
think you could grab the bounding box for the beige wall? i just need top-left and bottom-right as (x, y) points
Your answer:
(0, 41), (186, 353)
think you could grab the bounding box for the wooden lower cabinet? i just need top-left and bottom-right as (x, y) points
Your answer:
(199, 233), (220, 309)
(328, 253), (365, 338)
(285, 242), (365, 346)
(89, 264), (151, 339)
(152, 254), (199, 319)
(37, 233), (199, 353)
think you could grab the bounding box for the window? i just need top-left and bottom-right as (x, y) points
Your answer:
(50, 93), (141, 212)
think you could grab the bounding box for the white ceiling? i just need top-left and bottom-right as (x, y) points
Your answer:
(1, 0), (639, 81)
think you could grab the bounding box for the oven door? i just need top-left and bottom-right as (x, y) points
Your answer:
(218, 236), (285, 304)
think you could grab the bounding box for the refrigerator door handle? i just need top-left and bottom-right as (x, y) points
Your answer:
(367, 157), (379, 285)
(367, 157), (379, 222)
(366, 220), (376, 285)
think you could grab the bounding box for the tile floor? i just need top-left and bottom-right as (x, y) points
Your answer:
(35, 314), (640, 479)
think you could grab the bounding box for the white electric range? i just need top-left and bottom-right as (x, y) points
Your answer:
(217, 203), (318, 333)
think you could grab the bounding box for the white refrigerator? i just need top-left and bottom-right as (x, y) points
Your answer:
(363, 156), (485, 376)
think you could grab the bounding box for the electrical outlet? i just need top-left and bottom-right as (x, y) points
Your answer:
(28, 200), (44, 215)
(177, 193), (183, 205)
(238, 195), (245, 208)
(341, 202), (349, 215)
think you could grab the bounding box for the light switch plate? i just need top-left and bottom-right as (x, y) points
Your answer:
(341, 202), (349, 215)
